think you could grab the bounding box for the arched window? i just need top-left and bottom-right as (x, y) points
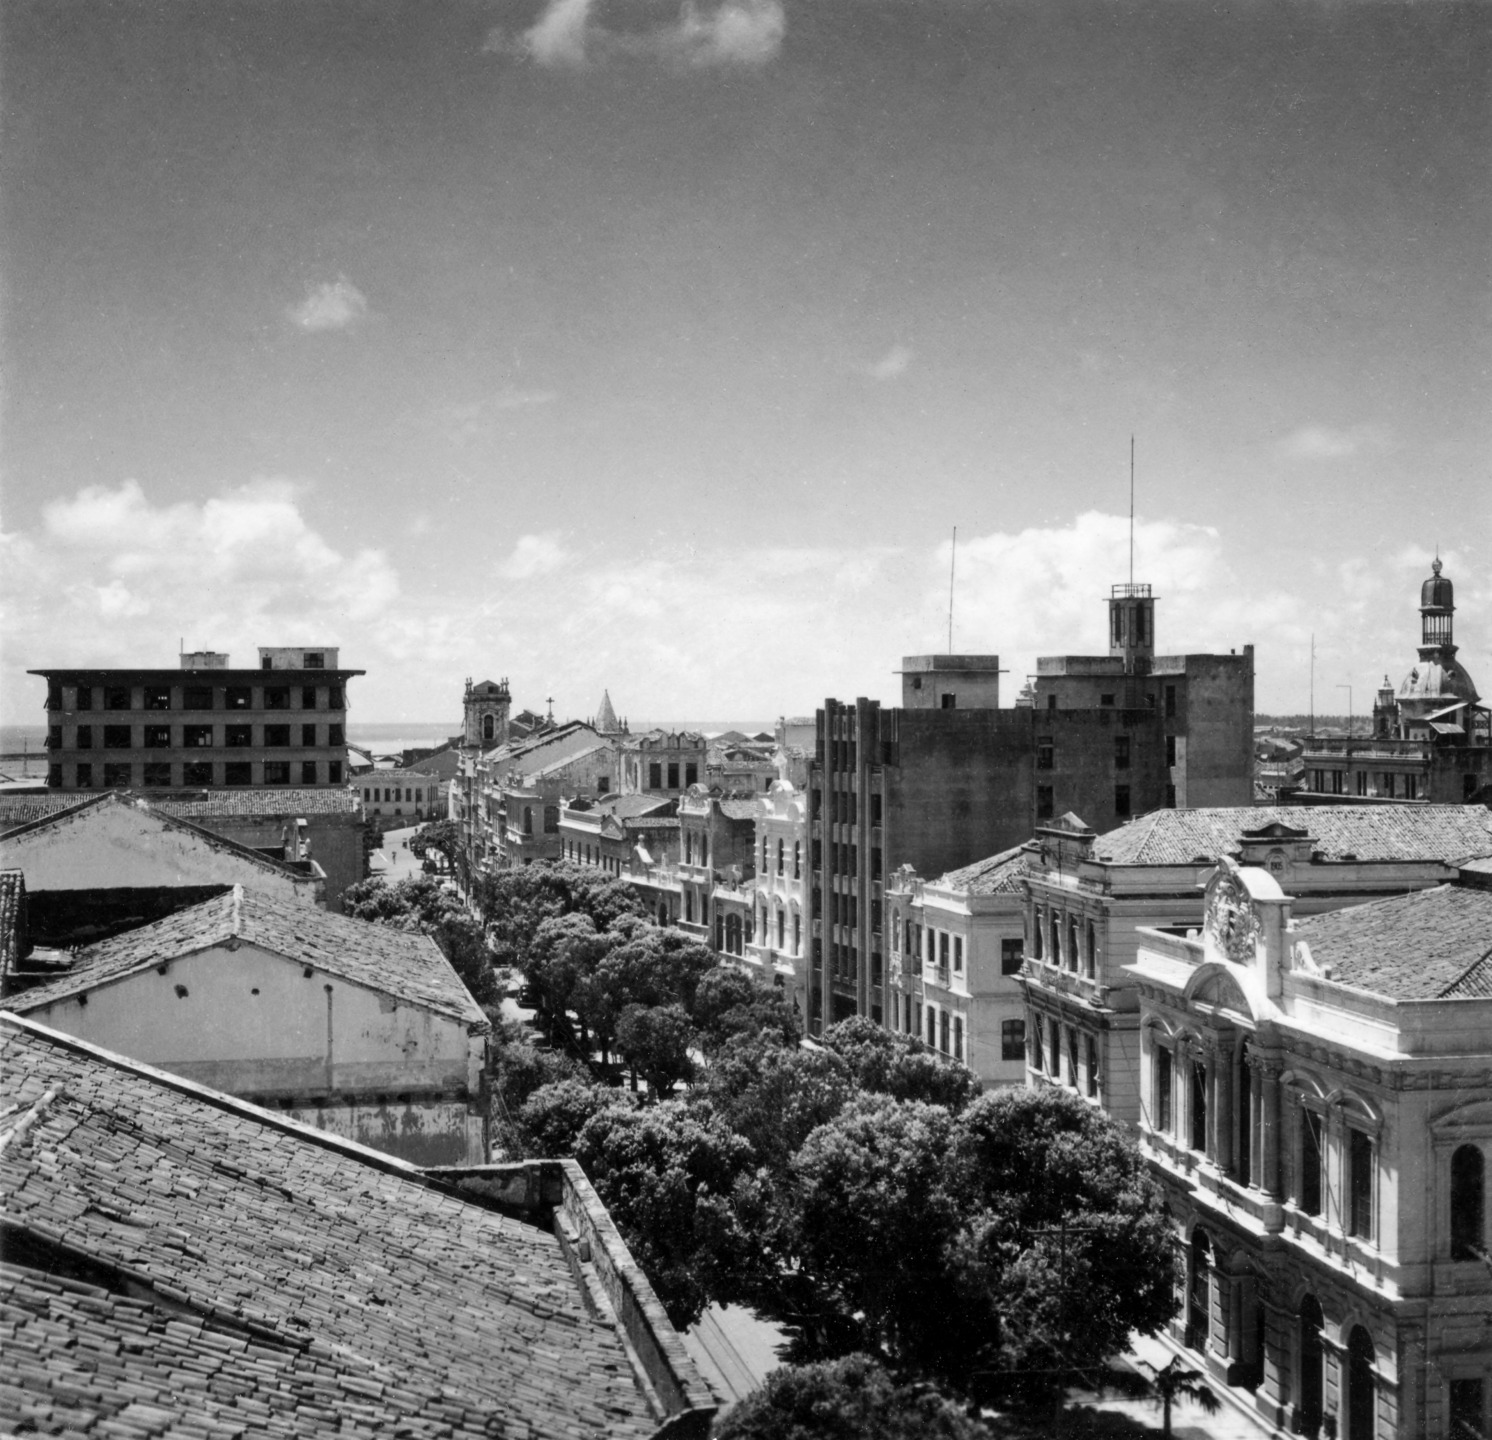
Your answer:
(1298, 1296), (1324, 1436)
(1067, 916), (1079, 972)
(777, 907), (785, 950)
(1452, 1144), (1485, 1260)
(1187, 1232), (1212, 1350)
(1086, 920), (1098, 977)
(482, 714), (495, 741)
(1033, 908), (1044, 961)
(777, 839), (785, 874)
(1347, 1326), (1375, 1440)
(793, 841), (801, 878)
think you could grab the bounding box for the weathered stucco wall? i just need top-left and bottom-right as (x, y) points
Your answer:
(186, 813), (364, 911)
(23, 943), (486, 1164)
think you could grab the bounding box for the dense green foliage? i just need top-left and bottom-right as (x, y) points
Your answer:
(715, 1355), (995, 1440)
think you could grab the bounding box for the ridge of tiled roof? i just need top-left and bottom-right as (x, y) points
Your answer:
(0, 791), (116, 838)
(0, 1015), (667, 1439)
(1091, 805), (1492, 867)
(523, 741), (613, 779)
(8, 886), (487, 1026)
(353, 768), (444, 783)
(158, 788), (363, 817)
(1, 870), (24, 980)
(1292, 883), (1492, 1000)
(934, 843), (1032, 895)
(0, 791), (321, 884)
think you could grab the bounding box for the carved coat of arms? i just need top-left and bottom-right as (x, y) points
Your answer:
(1205, 866), (1261, 966)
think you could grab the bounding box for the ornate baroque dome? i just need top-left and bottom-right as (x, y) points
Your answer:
(1421, 557), (1454, 611)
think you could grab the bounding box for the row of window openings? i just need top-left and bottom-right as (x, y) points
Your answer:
(1183, 1241), (1380, 1440)
(54, 760), (342, 788)
(1309, 769), (1427, 801)
(1030, 908), (1099, 977)
(51, 684), (342, 712)
(647, 761), (697, 789)
(1035, 733), (1176, 772)
(1039, 684), (1179, 716)
(1030, 1016), (1101, 1098)
(1152, 1047), (1377, 1242)
(759, 837), (803, 877)
(825, 888), (882, 933)
(820, 790), (883, 826)
(563, 839), (624, 876)
(56, 723), (345, 750)
(891, 995), (969, 1064)
(363, 787), (428, 804)
(1036, 784), (1156, 822)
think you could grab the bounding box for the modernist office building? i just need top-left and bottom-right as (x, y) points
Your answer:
(34, 646), (362, 792)
(806, 580), (1253, 1033)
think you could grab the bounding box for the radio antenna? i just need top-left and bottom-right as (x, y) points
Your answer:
(948, 526), (957, 653)
(1129, 436), (1135, 585)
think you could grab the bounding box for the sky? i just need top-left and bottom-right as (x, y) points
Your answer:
(2, 0), (1489, 727)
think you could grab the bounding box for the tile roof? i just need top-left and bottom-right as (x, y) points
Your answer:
(0, 793), (100, 832)
(158, 788), (364, 818)
(9, 886), (487, 1026)
(354, 769), (445, 784)
(0, 792), (323, 886)
(718, 799), (765, 820)
(1291, 883), (1492, 1000)
(935, 844), (1032, 895)
(0, 1017), (664, 1439)
(1092, 805), (1492, 867)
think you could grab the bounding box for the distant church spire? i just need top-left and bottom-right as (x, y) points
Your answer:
(595, 689), (620, 734)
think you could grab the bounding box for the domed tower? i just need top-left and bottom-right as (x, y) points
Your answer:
(1397, 559), (1480, 729)
(462, 677), (512, 748)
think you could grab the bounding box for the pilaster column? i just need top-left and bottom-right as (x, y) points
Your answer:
(1261, 1062), (1284, 1200)
(1214, 1041), (1234, 1174)
(1248, 1061), (1264, 1186)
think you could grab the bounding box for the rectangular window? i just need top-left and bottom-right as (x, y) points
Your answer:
(142, 761), (172, 787)
(1049, 1018), (1061, 1074)
(103, 762), (133, 787)
(939, 1009), (950, 1054)
(1037, 785), (1054, 820)
(302, 761), (318, 784)
(685, 762), (698, 786)
(1087, 1036), (1099, 1098)
(182, 761), (213, 785)
(1449, 1380), (1484, 1440)
(1032, 1017), (1044, 1071)
(75, 762), (94, 788)
(1047, 694), (1057, 711)
(143, 686), (171, 711)
(1066, 1028), (1079, 1088)
(264, 687), (290, 710)
(143, 725), (171, 749)
(224, 761), (252, 785)
(302, 723), (317, 746)
(327, 723), (344, 746)
(1190, 1061), (1207, 1152)
(302, 652), (325, 669)
(953, 1016), (964, 1061)
(328, 685), (343, 708)
(1301, 1109), (1323, 1216)
(1115, 785), (1131, 819)
(668, 762), (680, 788)
(1166, 734), (1177, 766)
(938, 932), (949, 973)
(649, 762), (663, 789)
(103, 725), (131, 749)
(47, 725), (62, 752)
(225, 724), (252, 747)
(264, 724), (291, 747)
(226, 686), (252, 710)
(302, 686), (319, 709)
(1001, 938), (1024, 975)
(47, 763), (62, 788)
(953, 936), (964, 973)
(1356, 770), (1368, 796)
(1037, 736), (1054, 770)
(183, 686), (213, 711)
(74, 685), (94, 711)
(1349, 1129), (1375, 1240)
(926, 1006), (937, 1047)
(183, 725), (213, 747)
(1100, 693), (1114, 707)
(263, 761), (291, 785)
(106, 686), (132, 710)
(1406, 774), (1418, 800)
(1165, 685), (1177, 717)
(46, 682), (62, 711)
(1114, 734), (1131, 770)
(1156, 1048), (1172, 1132)
(1001, 1018), (1025, 1061)
(1165, 784), (1177, 809)
(76, 725), (94, 749)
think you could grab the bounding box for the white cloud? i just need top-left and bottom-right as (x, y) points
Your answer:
(1276, 422), (1390, 461)
(2, 479), (400, 715)
(287, 277), (370, 333)
(496, 533), (570, 580)
(485, 0), (785, 69)
(864, 344), (913, 381)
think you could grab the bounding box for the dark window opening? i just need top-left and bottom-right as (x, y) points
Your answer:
(1451, 1144), (1484, 1261)
(1001, 1018), (1025, 1062)
(303, 652), (325, 669)
(183, 762), (212, 785)
(302, 686), (319, 709)
(106, 687), (131, 710)
(1047, 694), (1057, 711)
(76, 725), (93, 750)
(328, 760), (342, 783)
(1037, 785), (1054, 820)
(327, 724), (343, 746)
(941, 693), (956, 709)
(1165, 685), (1177, 718)
(1166, 734), (1178, 766)
(226, 686), (252, 710)
(685, 762), (698, 786)
(47, 726), (62, 751)
(47, 764), (62, 787)
(1037, 736), (1054, 770)
(103, 725), (131, 749)
(143, 686), (171, 710)
(301, 760), (318, 784)
(1301, 1109), (1323, 1216)
(1156, 1048), (1172, 1133)
(262, 655), (273, 669)
(1450, 1379), (1484, 1440)
(1114, 734), (1131, 770)
(184, 685), (213, 710)
(264, 725), (291, 747)
(1115, 784), (1131, 818)
(263, 761), (291, 785)
(328, 686), (343, 708)
(302, 724), (317, 746)
(224, 761), (252, 785)
(1190, 1061), (1207, 1152)
(75, 762), (94, 788)
(1349, 1129), (1375, 1240)
(1100, 693), (1115, 707)
(143, 726), (171, 749)
(74, 686), (93, 711)
(103, 762), (132, 787)
(225, 725), (252, 747)
(264, 687), (290, 710)
(668, 762), (680, 788)
(142, 762), (172, 787)
(649, 762), (663, 789)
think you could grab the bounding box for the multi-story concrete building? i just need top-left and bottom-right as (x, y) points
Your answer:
(1299, 559), (1492, 805)
(1021, 804), (1492, 1129)
(806, 581), (1254, 1035)
(886, 844), (1030, 1088)
(33, 645), (361, 793)
(674, 788), (761, 943)
(1127, 856), (1492, 1440)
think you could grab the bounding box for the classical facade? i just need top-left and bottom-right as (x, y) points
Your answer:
(33, 645), (360, 792)
(618, 730), (708, 796)
(742, 781), (808, 1009)
(559, 794), (678, 877)
(676, 788), (761, 942)
(1300, 559), (1492, 804)
(807, 582), (1254, 1035)
(886, 844), (1030, 1087)
(358, 769), (443, 823)
(1021, 804), (1492, 1130)
(1127, 857), (1492, 1440)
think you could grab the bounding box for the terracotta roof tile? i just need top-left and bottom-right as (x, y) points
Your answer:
(0, 1018), (662, 1439)
(9, 886), (487, 1026)
(1292, 883), (1492, 1000)
(1092, 805), (1492, 867)
(935, 844), (1031, 895)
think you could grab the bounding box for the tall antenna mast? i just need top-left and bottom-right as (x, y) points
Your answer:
(1129, 436), (1135, 586)
(948, 526), (957, 654)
